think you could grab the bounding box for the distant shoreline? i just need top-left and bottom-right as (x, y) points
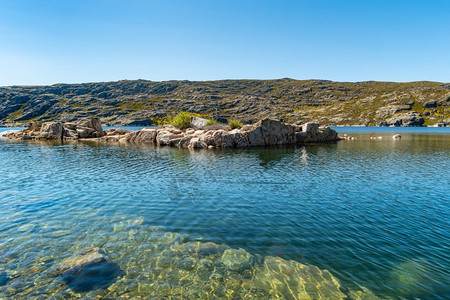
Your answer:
(0, 79), (448, 127)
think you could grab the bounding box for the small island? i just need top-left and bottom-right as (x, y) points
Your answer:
(2, 115), (340, 149)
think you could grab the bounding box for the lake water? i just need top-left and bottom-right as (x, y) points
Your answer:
(0, 127), (449, 299)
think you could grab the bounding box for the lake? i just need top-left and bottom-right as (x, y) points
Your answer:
(0, 127), (449, 299)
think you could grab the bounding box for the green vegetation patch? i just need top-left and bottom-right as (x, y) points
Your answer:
(228, 119), (243, 129)
(7, 107), (24, 121)
(205, 119), (218, 126)
(169, 111), (193, 129)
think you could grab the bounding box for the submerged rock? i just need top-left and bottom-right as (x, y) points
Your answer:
(0, 271), (10, 286)
(253, 256), (347, 299)
(221, 248), (254, 271)
(55, 247), (108, 274)
(389, 258), (436, 297)
(54, 247), (124, 293)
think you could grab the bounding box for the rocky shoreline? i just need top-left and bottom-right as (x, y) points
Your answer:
(1, 118), (340, 149)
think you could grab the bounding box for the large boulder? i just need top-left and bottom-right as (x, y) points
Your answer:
(76, 126), (96, 138)
(38, 122), (63, 139)
(199, 131), (215, 146)
(156, 131), (184, 146)
(240, 119), (297, 147)
(77, 118), (103, 133)
(259, 119), (296, 145)
(246, 126), (266, 146)
(66, 118), (105, 138)
(302, 122), (319, 133)
(63, 128), (78, 139)
(188, 137), (206, 149)
(179, 136), (193, 148)
(320, 126), (339, 141)
(124, 128), (157, 143)
(222, 129), (248, 148)
(299, 123), (339, 143)
(63, 122), (77, 130)
(59, 118), (106, 139)
(212, 130), (226, 146)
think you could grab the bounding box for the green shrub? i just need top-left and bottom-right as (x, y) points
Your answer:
(205, 119), (218, 126)
(228, 119), (243, 129)
(169, 111), (193, 129)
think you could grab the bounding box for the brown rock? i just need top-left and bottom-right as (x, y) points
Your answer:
(124, 128), (157, 143)
(38, 122), (63, 139)
(156, 131), (184, 146)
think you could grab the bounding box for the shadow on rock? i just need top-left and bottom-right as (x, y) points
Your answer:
(62, 260), (124, 293)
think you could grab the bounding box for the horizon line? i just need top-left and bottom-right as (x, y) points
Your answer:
(2, 77), (449, 88)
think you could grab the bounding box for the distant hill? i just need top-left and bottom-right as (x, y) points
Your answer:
(0, 79), (449, 126)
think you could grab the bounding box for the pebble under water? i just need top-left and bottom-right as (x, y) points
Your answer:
(0, 129), (449, 299)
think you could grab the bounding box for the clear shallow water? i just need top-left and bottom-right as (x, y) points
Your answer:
(0, 129), (449, 299)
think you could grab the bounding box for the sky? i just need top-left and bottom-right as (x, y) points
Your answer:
(0, 0), (449, 86)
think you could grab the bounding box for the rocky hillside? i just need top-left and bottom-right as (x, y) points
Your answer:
(1, 79), (449, 126)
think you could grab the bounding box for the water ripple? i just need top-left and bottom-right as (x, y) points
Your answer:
(0, 133), (449, 298)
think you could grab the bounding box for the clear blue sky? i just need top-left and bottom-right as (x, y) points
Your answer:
(1, 0), (449, 85)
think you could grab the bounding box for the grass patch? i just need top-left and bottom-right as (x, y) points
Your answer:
(169, 111), (193, 129)
(205, 119), (218, 126)
(228, 119), (243, 129)
(7, 107), (24, 121)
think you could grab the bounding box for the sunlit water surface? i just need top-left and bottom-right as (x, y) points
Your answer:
(0, 127), (449, 299)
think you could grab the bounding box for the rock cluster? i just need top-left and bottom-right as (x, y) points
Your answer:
(3, 118), (340, 149)
(102, 118), (340, 149)
(3, 118), (105, 140)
